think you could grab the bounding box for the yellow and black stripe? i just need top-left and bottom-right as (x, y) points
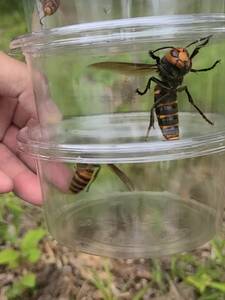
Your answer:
(69, 165), (96, 194)
(154, 86), (179, 140)
(41, 0), (60, 16)
(40, 0), (60, 24)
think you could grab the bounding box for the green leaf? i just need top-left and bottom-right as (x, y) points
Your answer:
(6, 198), (23, 215)
(211, 238), (225, 263)
(7, 282), (24, 299)
(0, 248), (20, 268)
(199, 291), (225, 300)
(7, 273), (36, 299)
(209, 281), (225, 292)
(20, 273), (36, 288)
(0, 223), (8, 239)
(25, 248), (41, 263)
(20, 228), (46, 252)
(186, 273), (212, 294)
(151, 259), (166, 291)
(133, 286), (149, 300)
(90, 269), (116, 300)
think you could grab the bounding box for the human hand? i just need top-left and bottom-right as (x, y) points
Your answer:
(0, 52), (43, 204)
(0, 52), (73, 205)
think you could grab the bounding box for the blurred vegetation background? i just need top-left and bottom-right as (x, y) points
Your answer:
(0, 2), (225, 300)
(0, 1), (26, 52)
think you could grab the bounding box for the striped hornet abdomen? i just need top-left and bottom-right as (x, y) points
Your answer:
(40, 0), (60, 25)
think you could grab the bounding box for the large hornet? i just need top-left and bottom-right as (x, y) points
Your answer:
(91, 35), (220, 140)
(69, 164), (135, 194)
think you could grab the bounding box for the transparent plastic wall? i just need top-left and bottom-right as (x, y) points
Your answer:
(12, 13), (225, 258)
(14, 16), (225, 131)
(34, 150), (225, 258)
(23, 0), (225, 31)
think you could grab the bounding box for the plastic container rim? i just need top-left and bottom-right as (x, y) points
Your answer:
(17, 118), (225, 164)
(10, 13), (225, 53)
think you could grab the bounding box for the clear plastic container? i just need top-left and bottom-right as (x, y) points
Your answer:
(12, 14), (225, 258)
(17, 123), (225, 258)
(23, 0), (225, 31)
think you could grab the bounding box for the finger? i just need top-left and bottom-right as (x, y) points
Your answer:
(38, 98), (62, 125)
(42, 161), (74, 193)
(3, 124), (37, 172)
(0, 170), (13, 193)
(13, 170), (42, 205)
(13, 72), (61, 127)
(0, 97), (17, 140)
(0, 143), (42, 204)
(0, 52), (31, 98)
(3, 125), (72, 193)
(29, 71), (61, 125)
(2, 124), (18, 152)
(13, 94), (37, 128)
(13, 79), (37, 128)
(0, 53), (61, 128)
(0, 53), (37, 128)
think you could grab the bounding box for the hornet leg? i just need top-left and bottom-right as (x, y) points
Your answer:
(86, 166), (101, 192)
(149, 46), (174, 64)
(149, 50), (160, 64)
(186, 35), (212, 48)
(108, 164), (135, 191)
(145, 108), (155, 141)
(191, 60), (220, 73)
(189, 35), (213, 60)
(136, 76), (169, 96)
(177, 86), (213, 125)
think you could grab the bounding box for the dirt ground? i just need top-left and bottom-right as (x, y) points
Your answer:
(0, 203), (216, 300)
